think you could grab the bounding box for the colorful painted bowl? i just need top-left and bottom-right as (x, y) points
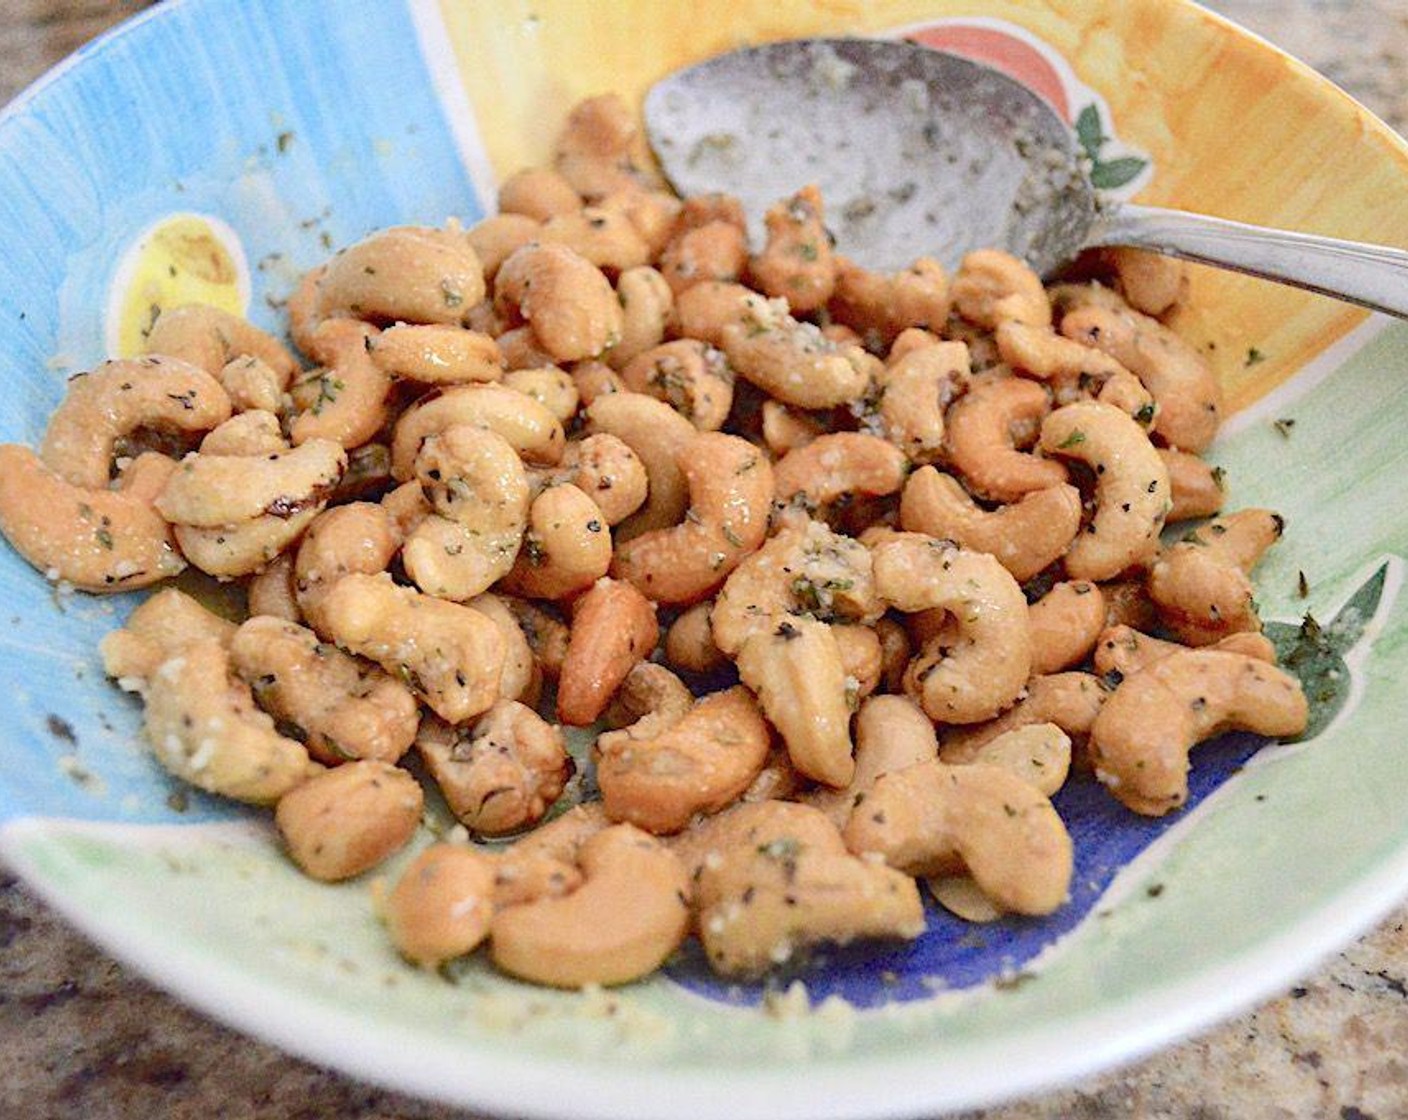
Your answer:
(1, 1), (1405, 1117)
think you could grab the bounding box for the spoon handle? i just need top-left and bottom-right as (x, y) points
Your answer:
(1089, 203), (1408, 319)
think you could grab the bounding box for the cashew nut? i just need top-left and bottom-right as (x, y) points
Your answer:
(146, 304), (299, 389)
(294, 502), (400, 631)
(1147, 509), (1283, 645)
(314, 572), (505, 723)
(950, 249), (1051, 329)
(41, 356), (231, 489)
(99, 586), (236, 688)
(498, 165), (583, 221)
(1040, 399), (1171, 581)
(556, 577), (659, 726)
(498, 483), (612, 600)
(1028, 579), (1106, 675)
(415, 701), (572, 836)
(391, 382), (566, 480)
(1089, 648), (1308, 815)
(288, 319), (391, 450)
(489, 823), (690, 988)
(595, 685), (771, 834)
(611, 432), (773, 605)
(748, 184), (836, 314)
(773, 433), (907, 523)
(465, 213), (542, 280)
(876, 340), (969, 463)
(939, 671), (1107, 764)
(663, 601), (729, 675)
(945, 374), (1068, 502)
(495, 242), (623, 362)
(142, 639), (314, 804)
(366, 324), (505, 385)
(585, 391), (697, 539)
(619, 339), (733, 431)
(694, 800), (925, 976)
(0, 447), (184, 592)
(385, 843), (497, 967)
(871, 534), (1033, 724)
(230, 615), (420, 765)
(898, 465), (1082, 583)
(721, 293), (875, 409)
(539, 205), (652, 274)
(1161, 447), (1225, 523)
(554, 433), (648, 526)
(315, 225), (486, 326)
(843, 757), (1072, 915)
(502, 366), (580, 423)
(607, 265), (674, 370)
(828, 255), (950, 348)
(275, 760), (423, 881)
(401, 425), (530, 601)
(156, 439), (345, 527)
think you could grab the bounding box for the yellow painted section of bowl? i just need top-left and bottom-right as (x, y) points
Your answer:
(437, 0), (1408, 413)
(110, 213), (249, 358)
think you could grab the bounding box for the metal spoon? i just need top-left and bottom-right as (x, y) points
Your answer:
(643, 37), (1408, 317)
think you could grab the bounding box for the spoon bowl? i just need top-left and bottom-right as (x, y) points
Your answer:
(645, 36), (1408, 317)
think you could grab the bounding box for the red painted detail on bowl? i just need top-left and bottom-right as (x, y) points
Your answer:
(906, 26), (1071, 122)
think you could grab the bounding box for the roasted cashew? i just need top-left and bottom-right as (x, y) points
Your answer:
(366, 324), (505, 386)
(602, 660), (695, 731)
(950, 249), (1051, 329)
(294, 502), (400, 630)
(539, 205), (651, 274)
(834, 622), (884, 704)
(288, 319), (391, 450)
(1096, 247), (1188, 317)
(1147, 508), (1283, 645)
(465, 213), (542, 280)
(711, 518), (881, 655)
(498, 483), (612, 600)
(570, 359), (626, 406)
(828, 255), (951, 348)
(619, 339), (733, 431)
(898, 466), (1082, 583)
(415, 701), (572, 836)
(585, 391), (697, 539)
(553, 93), (660, 201)
(736, 616), (855, 788)
(1089, 648), (1308, 815)
(503, 596), (570, 681)
(230, 616), (419, 765)
(875, 340), (970, 464)
(1092, 623), (1277, 680)
(390, 382), (565, 481)
(994, 319), (1155, 422)
(607, 265), (674, 370)
(945, 722), (1072, 798)
(497, 165), (583, 221)
(490, 823), (690, 988)
(315, 572), (505, 723)
(199, 410), (284, 456)
(843, 757), (1072, 915)
(556, 577), (659, 726)
(662, 601), (729, 675)
(721, 293), (877, 410)
(1028, 580), (1106, 675)
(554, 433), (648, 526)
(945, 374), (1067, 502)
(146, 303), (300, 386)
(875, 614), (913, 694)
(871, 534), (1033, 724)
(99, 586), (236, 688)
(939, 672), (1107, 763)
(658, 209), (748, 295)
(1102, 577), (1160, 632)
(759, 399), (823, 458)
(694, 800), (925, 976)
(0, 447), (184, 592)
(142, 639), (314, 804)
(803, 694), (938, 830)
(748, 184), (836, 314)
(40, 356), (231, 489)
(502, 367), (580, 423)
(315, 225), (486, 326)
(1040, 400), (1171, 581)
(495, 242), (623, 362)
(465, 592), (539, 706)
(275, 760), (423, 882)
(773, 433), (907, 523)
(671, 280), (754, 346)
(1056, 284), (1222, 452)
(247, 553), (301, 623)
(156, 438), (345, 527)
(611, 432), (772, 605)
(495, 325), (558, 372)
(597, 187), (683, 259)
(595, 685), (770, 834)
(1161, 448), (1224, 523)
(401, 425), (530, 601)
(385, 843), (497, 967)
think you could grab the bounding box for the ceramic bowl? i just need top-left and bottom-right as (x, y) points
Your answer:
(1, 1), (1406, 1117)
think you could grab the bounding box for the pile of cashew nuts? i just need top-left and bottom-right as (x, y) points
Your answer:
(0, 93), (1310, 989)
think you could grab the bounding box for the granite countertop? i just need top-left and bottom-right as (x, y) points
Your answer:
(1, 2), (1406, 1119)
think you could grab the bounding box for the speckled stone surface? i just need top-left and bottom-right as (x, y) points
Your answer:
(0, 3), (1406, 1118)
